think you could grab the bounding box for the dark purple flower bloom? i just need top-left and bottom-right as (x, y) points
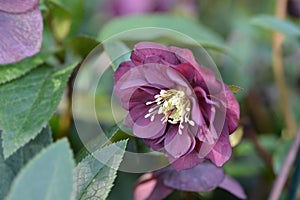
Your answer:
(288, 0), (300, 18)
(0, 0), (43, 64)
(114, 42), (239, 170)
(107, 0), (196, 17)
(133, 162), (247, 200)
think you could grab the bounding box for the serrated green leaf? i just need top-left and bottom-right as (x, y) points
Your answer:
(0, 126), (52, 199)
(251, 15), (300, 36)
(104, 41), (131, 71)
(73, 140), (128, 200)
(75, 124), (131, 163)
(0, 52), (49, 85)
(98, 14), (227, 52)
(0, 63), (77, 158)
(5, 139), (74, 200)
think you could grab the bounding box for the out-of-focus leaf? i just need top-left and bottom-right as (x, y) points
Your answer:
(98, 14), (227, 52)
(228, 85), (244, 94)
(220, 19), (270, 99)
(67, 36), (99, 58)
(0, 52), (48, 85)
(273, 139), (293, 174)
(224, 157), (263, 177)
(48, 0), (84, 36)
(0, 126), (52, 199)
(251, 15), (300, 36)
(104, 41), (131, 71)
(5, 139), (74, 200)
(0, 63), (77, 158)
(229, 127), (244, 147)
(46, 1), (72, 40)
(73, 140), (128, 200)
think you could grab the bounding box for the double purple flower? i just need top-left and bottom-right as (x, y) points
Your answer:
(114, 42), (239, 170)
(0, 0), (43, 64)
(107, 0), (196, 17)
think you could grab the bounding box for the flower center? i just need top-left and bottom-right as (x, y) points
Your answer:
(145, 89), (195, 135)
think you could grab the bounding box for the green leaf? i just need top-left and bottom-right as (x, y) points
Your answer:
(46, 1), (72, 40)
(250, 15), (300, 36)
(5, 139), (74, 200)
(273, 139), (293, 174)
(98, 14), (227, 52)
(67, 36), (100, 58)
(104, 41), (131, 71)
(47, 0), (84, 36)
(0, 126), (52, 199)
(73, 140), (128, 200)
(0, 63), (77, 158)
(0, 52), (49, 85)
(75, 124), (131, 163)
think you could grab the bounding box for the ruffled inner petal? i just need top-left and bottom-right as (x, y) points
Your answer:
(133, 112), (167, 139)
(164, 126), (193, 158)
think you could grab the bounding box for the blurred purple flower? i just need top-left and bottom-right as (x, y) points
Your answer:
(133, 162), (247, 200)
(288, 0), (300, 18)
(0, 0), (43, 65)
(114, 42), (239, 170)
(107, 0), (196, 17)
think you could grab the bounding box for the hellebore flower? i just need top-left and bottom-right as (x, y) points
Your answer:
(114, 42), (239, 170)
(107, 0), (196, 17)
(134, 162), (247, 200)
(0, 0), (43, 65)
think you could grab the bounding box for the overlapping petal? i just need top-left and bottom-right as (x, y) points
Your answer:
(134, 162), (246, 200)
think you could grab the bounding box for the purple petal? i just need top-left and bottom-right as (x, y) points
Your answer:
(169, 46), (199, 67)
(218, 176), (247, 199)
(133, 113), (167, 139)
(172, 63), (195, 83)
(125, 104), (149, 127)
(114, 61), (136, 83)
(144, 136), (165, 151)
(0, 8), (43, 65)
(206, 126), (232, 166)
(131, 42), (180, 65)
(169, 151), (204, 171)
(224, 86), (240, 134)
(108, 0), (154, 16)
(0, 0), (39, 13)
(134, 173), (173, 200)
(128, 86), (160, 109)
(164, 126), (194, 158)
(164, 162), (225, 192)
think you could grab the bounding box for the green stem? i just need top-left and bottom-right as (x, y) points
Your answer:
(272, 0), (297, 137)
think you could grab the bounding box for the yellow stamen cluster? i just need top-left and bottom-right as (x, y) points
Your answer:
(145, 89), (195, 135)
